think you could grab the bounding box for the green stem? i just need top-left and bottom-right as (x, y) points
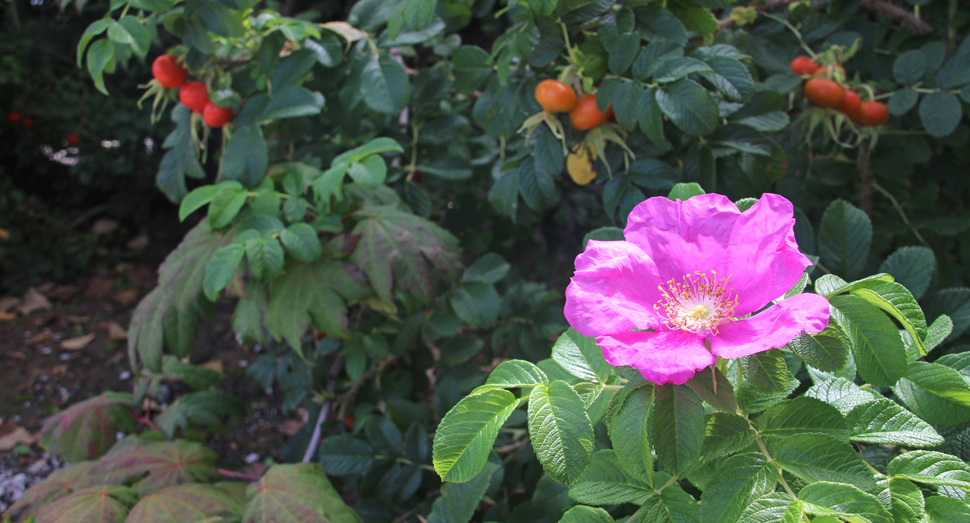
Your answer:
(752, 429), (798, 499)
(656, 473), (679, 494)
(871, 181), (929, 246)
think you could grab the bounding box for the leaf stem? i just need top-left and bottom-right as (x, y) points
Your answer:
(871, 181), (929, 246)
(655, 473), (679, 493)
(752, 429), (798, 498)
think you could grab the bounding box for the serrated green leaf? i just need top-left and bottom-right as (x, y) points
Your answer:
(904, 361), (970, 408)
(559, 505), (613, 523)
(241, 463), (363, 523)
(280, 223), (322, 262)
(818, 199), (872, 279)
(608, 383), (654, 486)
(799, 481), (892, 523)
(851, 280), (928, 357)
(476, 360), (548, 392)
(636, 480), (701, 523)
(740, 349), (794, 394)
(894, 50), (926, 86)
(887, 478), (925, 523)
(528, 381), (595, 486)
(700, 453), (776, 523)
(568, 449), (652, 505)
(655, 79), (718, 136)
(768, 433), (876, 491)
(551, 328), (612, 383)
(651, 383), (705, 474)
(361, 55), (411, 114)
(831, 295), (907, 387)
(879, 246), (935, 300)
(757, 397), (849, 441)
(787, 327), (849, 373)
(737, 493), (803, 523)
(319, 436), (376, 476)
(699, 412), (755, 462)
(685, 366), (737, 413)
(179, 185), (220, 222)
(223, 125), (268, 187)
(462, 253), (510, 284)
(846, 398), (943, 447)
(919, 91), (962, 138)
(888, 450), (970, 490)
(925, 496), (970, 523)
(426, 462), (498, 523)
(202, 244), (245, 301)
(432, 389), (521, 483)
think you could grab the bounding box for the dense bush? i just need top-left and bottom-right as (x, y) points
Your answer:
(6, 0), (970, 522)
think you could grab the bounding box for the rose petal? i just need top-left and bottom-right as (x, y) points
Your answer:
(724, 193), (813, 316)
(709, 293), (831, 360)
(565, 240), (666, 337)
(624, 193), (812, 317)
(597, 329), (715, 385)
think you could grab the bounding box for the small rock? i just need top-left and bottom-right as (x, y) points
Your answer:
(244, 453), (260, 464)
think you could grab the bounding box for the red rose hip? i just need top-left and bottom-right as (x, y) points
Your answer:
(179, 82), (210, 113)
(202, 102), (235, 128)
(152, 54), (189, 89)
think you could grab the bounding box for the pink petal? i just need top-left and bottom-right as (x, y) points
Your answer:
(624, 193), (812, 317)
(565, 240), (666, 337)
(723, 194), (813, 316)
(708, 293), (831, 360)
(598, 329), (716, 385)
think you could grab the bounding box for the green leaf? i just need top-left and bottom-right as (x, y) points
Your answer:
(925, 496), (970, 523)
(787, 327), (848, 373)
(86, 38), (115, 95)
(925, 315), (953, 352)
(559, 506), (614, 523)
(361, 55), (411, 114)
(700, 56), (755, 101)
(738, 493), (803, 523)
(440, 335), (484, 367)
(346, 156), (387, 190)
(926, 287), (970, 341)
(799, 481), (892, 523)
(919, 91), (962, 138)
(814, 273), (894, 298)
(636, 481), (701, 523)
(241, 463), (363, 523)
(756, 397), (849, 441)
(685, 366), (737, 413)
(154, 390), (246, 439)
(700, 453), (776, 523)
(637, 87), (667, 147)
(179, 185), (220, 222)
(518, 158), (556, 211)
(894, 376), (970, 427)
(112, 17), (151, 57)
(700, 412), (755, 462)
(530, 0), (558, 16)
(608, 34), (640, 75)
(650, 383), (705, 475)
(850, 280), (928, 357)
(476, 360), (548, 391)
(426, 463), (498, 523)
(126, 484), (241, 523)
(264, 260), (371, 347)
(528, 381), (595, 486)
(889, 88), (920, 116)
(607, 383), (654, 486)
(655, 79), (718, 136)
(551, 328), (612, 384)
(432, 389), (520, 483)
(879, 246), (935, 300)
(418, 156), (473, 181)
(568, 449), (652, 505)
(263, 86), (326, 120)
(32, 486), (133, 523)
(280, 223), (322, 262)
(202, 244), (245, 300)
(404, 0), (436, 32)
(740, 349), (794, 395)
(195, 0), (245, 37)
(245, 235), (285, 281)
(667, 182), (706, 201)
(904, 361), (970, 408)
(319, 436), (376, 476)
(488, 170), (519, 218)
(452, 46), (492, 95)
(223, 125), (268, 187)
(351, 205), (461, 306)
(91, 438), (219, 494)
(818, 199), (872, 279)
(634, 5), (688, 45)
(894, 50), (926, 86)
(768, 433), (877, 491)
(38, 392), (135, 463)
(830, 295), (907, 387)
(888, 450), (970, 490)
(887, 478), (925, 523)
(449, 282), (500, 328)
(78, 20), (113, 67)
(462, 253), (510, 284)
(845, 398), (943, 447)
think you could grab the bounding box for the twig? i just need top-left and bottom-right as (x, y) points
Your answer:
(857, 140), (873, 215)
(495, 437), (531, 454)
(301, 355), (346, 463)
(218, 468), (263, 481)
(860, 0), (934, 35)
(872, 182), (930, 246)
(338, 355), (399, 406)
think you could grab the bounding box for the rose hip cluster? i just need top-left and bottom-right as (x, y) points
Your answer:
(152, 54), (235, 128)
(534, 79), (615, 130)
(790, 56), (888, 127)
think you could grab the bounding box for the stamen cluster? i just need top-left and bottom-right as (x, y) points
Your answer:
(656, 270), (738, 333)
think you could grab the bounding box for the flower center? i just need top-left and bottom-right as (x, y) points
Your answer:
(655, 271), (738, 333)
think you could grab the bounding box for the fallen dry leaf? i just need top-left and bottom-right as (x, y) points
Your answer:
(18, 288), (52, 315)
(84, 276), (114, 298)
(278, 420), (304, 437)
(5, 351), (25, 360)
(61, 333), (95, 350)
(0, 311), (16, 322)
(0, 427), (34, 451)
(0, 296), (21, 313)
(107, 322), (128, 341)
(90, 218), (119, 235)
(65, 315), (90, 323)
(30, 331), (53, 344)
(199, 360), (224, 373)
(46, 285), (79, 301)
(51, 364), (68, 376)
(112, 289), (139, 306)
(126, 233), (149, 251)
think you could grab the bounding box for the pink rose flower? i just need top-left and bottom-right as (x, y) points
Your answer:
(564, 193), (831, 385)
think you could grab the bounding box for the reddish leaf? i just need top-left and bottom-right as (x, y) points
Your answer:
(4, 461), (124, 519)
(32, 486), (136, 523)
(125, 484), (242, 522)
(241, 463), (363, 523)
(38, 392), (135, 463)
(90, 438), (219, 494)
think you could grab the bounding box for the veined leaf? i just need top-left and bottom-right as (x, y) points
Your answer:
(38, 392), (135, 463)
(846, 398), (943, 447)
(650, 383), (705, 475)
(241, 463), (363, 523)
(799, 481), (892, 523)
(432, 389), (521, 483)
(528, 381), (595, 486)
(90, 438), (219, 494)
(888, 450), (970, 490)
(756, 397), (849, 441)
(767, 433), (877, 491)
(32, 486), (135, 523)
(886, 478), (925, 523)
(817, 199), (872, 279)
(850, 280), (928, 357)
(126, 484), (241, 523)
(551, 328), (613, 383)
(830, 295), (907, 387)
(608, 383), (654, 486)
(475, 360), (548, 392)
(700, 453), (776, 523)
(426, 463), (498, 523)
(568, 450), (652, 505)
